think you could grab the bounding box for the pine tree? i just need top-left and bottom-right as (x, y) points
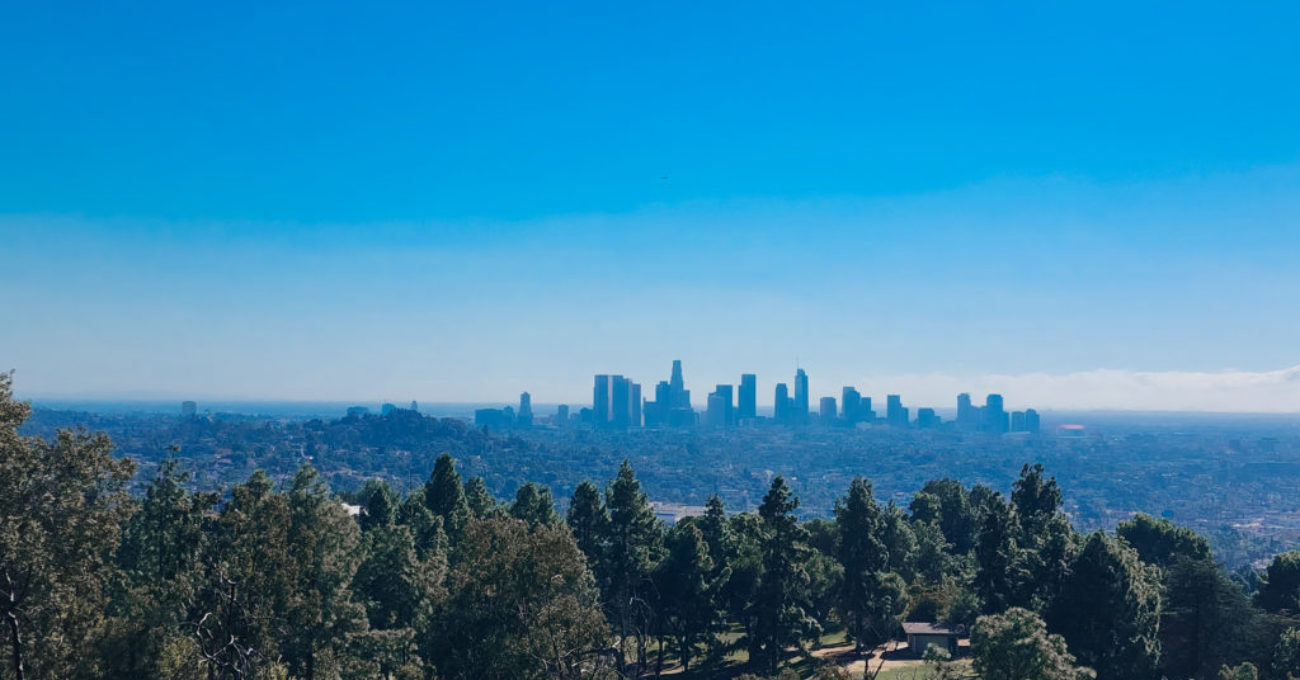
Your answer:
(751, 476), (817, 673)
(463, 476), (496, 518)
(1050, 531), (1162, 680)
(603, 461), (662, 672)
(509, 482), (559, 527)
(425, 453), (469, 538)
(836, 477), (888, 650)
(0, 372), (136, 680)
(566, 480), (609, 569)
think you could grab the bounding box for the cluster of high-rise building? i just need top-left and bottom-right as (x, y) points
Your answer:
(473, 360), (1042, 434)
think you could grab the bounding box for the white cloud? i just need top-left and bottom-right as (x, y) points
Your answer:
(859, 365), (1300, 413)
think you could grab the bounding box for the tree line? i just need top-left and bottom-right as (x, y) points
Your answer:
(3, 373), (1300, 680)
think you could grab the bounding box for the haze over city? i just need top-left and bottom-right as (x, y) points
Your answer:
(4, 2), (1299, 411)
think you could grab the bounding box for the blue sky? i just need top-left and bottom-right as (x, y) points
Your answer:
(3, 2), (1299, 410)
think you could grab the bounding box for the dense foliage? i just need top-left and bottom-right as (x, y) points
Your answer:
(6, 377), (1300, 680)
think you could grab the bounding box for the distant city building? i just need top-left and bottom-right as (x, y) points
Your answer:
(841, 387), (861, 424)
(181, 400), (197, 418)
(593, 374), (640, 428)
(1011, 410), (1026, 433)
(957, 393), (977, 430)
(738, 374), (757, 422)
(794, 368), (810, 422)
(1025, 408), (1041, 434)
(409, 400), (419, 412)
(819, 396), (837, 422)
(555, 404), (569, 427)
(984, 394), (1009, 434)
(346, 406), (370, 418)
(774, 383), (791, 424)
(917, 407), (940, 429)
(518, 392), (534, 427)
(645, 360), (694, 427)
(381, 403), (397, 416)
(706, 384), (734, 427)
(475, 406), (515, 429)
(886, 394), (909, 428)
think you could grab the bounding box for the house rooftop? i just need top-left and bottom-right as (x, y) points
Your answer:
(902, 622), (959, 636)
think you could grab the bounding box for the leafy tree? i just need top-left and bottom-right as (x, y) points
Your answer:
(425, 454), (470, 538)
(1161, 557), (1259, 680)
(836, 477), (888, 650)
(971, 607), (1095, 680)
(357, 479), (399, 531)
(750, 476), (817, 673)
(1272, 627), (1300, 680)
(280, 465), (370, 680)
(1118, 514), (1212, 569)
(463, 477), (496, 518)
(1258, 552), (1300, 614)
(973, 491), (1025, 613)
(603, 461), (662, 672)
(566, 481), (608, 568)
(433, 516), (614, 680)
(1011, 464), (1075, 612)
(509, 482), (559, 527)
(919, 479), (978, 554)
(1050, 531), (1163, 680)
(0, 372), (136, 680)
(1218, 662), (1259, 680)
(105, 459), (217, 680)
(653, 523), (717, 673)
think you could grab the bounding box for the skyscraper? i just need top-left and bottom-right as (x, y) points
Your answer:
(820, 396), (837, 422)
(518, 392), (533, 426)
(841, 387), (862, 424)
(707, 384), (734, 426)
(957, 393), (976, 430)
(555, 404), (569, 427)
(984, 394), (1008, 434)
(181, 400), (197, 418)
(631, 382), (642, 427)
(611, 376), (631, 428)
(1025, 408), (1041, 434)
(886, 394), (908, 428)
(917, 407), (939, 429)
(794, 368), (809, 422)
(738, 374), (757, 422)
(774, 383), (791, 424)
(593, 375), (611, 425)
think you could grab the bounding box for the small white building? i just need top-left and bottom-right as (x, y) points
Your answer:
(902, 622), (960, 658)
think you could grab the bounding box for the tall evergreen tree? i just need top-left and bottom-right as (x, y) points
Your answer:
(463, 476), (496, 518)
(1257, 551), (1300, 614)
(836, 477), (888, 650)
(509, 482), (559, 527)
(750, 476), (817, 673)
(1050, 531), (1163, 680)
(566, 481), (609, 569)
(1117, 514), (1211, 569)
(653, 523), (717, 673)
(1160, 557), (1259, 680)
(603, 461), (663, 672)
(973, 491), (1025, 613)
(425, 454), (469, 538)
(0, 373), (136, 680)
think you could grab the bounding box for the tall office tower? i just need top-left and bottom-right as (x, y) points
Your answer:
(611, 376), (632, 428)
(820, 396), (837, 422)
(841, 387), (862, 424)
(1025, 408), (1041, 434)
(917, 407), (939, 429)
(862, 396), (874, 422)
(1011, 411), (1026, 432)
(774, 383), (790, 424)
(518, 392), (534, 426)
(707, 384), (734, 426)
(181, 400), (197, 418)
(555, 404), (569, 427)
(669, 359), (688, 407)
(631, 382), (642, 427)
(984, 394), (1008, 433)
(738, 374), (757, 422)
(794, 368), (810, 422)
(593, 375), (612, 425)
(887, 394), (908, 427)
(705, 392), (727, 427)
(957, 393), (975, 430)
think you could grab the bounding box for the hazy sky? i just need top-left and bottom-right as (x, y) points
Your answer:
(3, 2), (1299, 411)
